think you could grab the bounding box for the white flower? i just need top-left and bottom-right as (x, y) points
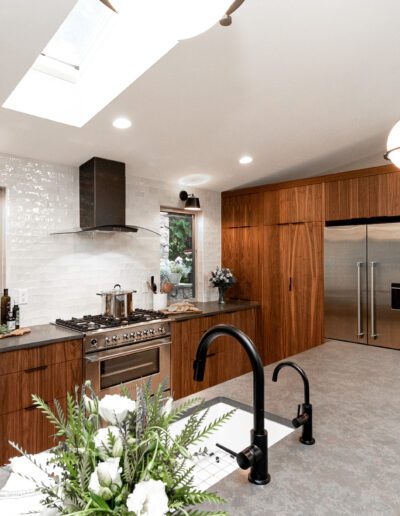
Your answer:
(83, 395), (97, 414)
(127, 479), (169, 516)
(89, 458), (122, 500)
(94, 426), (123, 458)
(98, 394), (136, 424)
(161, 397), (173, 416)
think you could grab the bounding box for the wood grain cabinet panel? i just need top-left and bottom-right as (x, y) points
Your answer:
(222, 193), (262, 228)
(0, 398), (66, 465)
(261, 223), (323, 365)
(325, 177), (370, 221)
(222, 227), (260, 301)
(0, 339), (82, 376)
(368, 172), (400, 217)
(278, 184), (323, 223)
(289, 223), (324, 355)
(0, 340), (83, 465)
(171, 308), (259, 399)
(263, 185), (323, 225)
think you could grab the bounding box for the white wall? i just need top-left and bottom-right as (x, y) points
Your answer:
(0, 153), (221, 326)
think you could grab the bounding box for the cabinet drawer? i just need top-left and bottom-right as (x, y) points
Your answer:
(0, 398), (66, 465)
(0, 339), (82, 376)
(0, 359), (81, 415)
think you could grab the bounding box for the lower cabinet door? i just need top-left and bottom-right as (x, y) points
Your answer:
(0, 398), (66, 466)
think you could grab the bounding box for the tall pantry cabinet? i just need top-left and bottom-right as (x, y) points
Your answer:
(221, 184), (324, 365)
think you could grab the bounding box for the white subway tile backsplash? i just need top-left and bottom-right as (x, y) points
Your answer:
(0, 154), (221, 326)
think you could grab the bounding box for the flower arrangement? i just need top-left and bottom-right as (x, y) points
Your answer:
(209, 267), (236, 304)
(209, 267), (236, 288)
(11, 382), (234, 515)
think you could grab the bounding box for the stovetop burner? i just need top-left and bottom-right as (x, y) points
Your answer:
(56, 309), (169, 333)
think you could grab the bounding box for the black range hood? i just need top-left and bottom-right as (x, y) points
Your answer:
(52, 157), (159, 236)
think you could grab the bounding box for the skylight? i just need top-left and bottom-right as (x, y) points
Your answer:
(2, 0), (232, 127)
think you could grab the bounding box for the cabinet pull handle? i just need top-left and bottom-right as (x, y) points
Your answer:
(206, 352), (216, 358)
(24, 404), (36, 411)
(24, 365), (48, 373)
(289, 277), (292, 291)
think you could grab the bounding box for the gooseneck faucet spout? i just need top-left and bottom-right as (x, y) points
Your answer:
(272, 361), (315, 445)
(193, 324), (270, 485)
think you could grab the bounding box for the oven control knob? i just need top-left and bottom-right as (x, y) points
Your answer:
(90, 338), (97, 347)
(136, 331), (142, 338)
(149, 328), (154, 335)
(112, 335), (118, 342)
(123, 333), (129, 339)
(159, 326), (165, 334)
(143, 329), (149, 336)
(130, 332), (135, 338)
(105, 337), (111, 345)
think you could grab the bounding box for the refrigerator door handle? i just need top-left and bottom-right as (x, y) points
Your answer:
(357, 262), (364, 337)
(370, 261), (377, 339)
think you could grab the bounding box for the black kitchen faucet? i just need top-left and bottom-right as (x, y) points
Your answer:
(193, 324), (270, 485)
(272, 361), (315, 445)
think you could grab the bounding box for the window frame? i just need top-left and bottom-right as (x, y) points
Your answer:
(160, 206), (197, 301)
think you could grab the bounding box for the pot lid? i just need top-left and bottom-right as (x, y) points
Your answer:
(96, 284), (137, 296)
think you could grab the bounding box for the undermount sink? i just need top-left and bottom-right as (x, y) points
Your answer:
(171, 397), (294, 490)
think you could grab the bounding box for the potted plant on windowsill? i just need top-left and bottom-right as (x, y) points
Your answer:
(168, 257), (190, 285)
(209, 266), (237, 304)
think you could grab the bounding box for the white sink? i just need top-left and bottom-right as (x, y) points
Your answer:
(171, 397), (294, 490)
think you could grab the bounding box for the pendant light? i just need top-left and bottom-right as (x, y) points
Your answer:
(384, 120), (400, 168)
(179, 191), (201, 211)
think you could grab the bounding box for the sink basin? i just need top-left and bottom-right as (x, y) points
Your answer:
(170, 397), (294, 490)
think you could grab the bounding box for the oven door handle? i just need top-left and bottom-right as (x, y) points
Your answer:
(85, 338), (171, 363)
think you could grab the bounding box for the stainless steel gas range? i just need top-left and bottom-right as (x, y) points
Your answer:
(56, 310), (171, 399)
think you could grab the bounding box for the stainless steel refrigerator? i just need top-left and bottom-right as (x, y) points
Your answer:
(325, 223), (400, 349)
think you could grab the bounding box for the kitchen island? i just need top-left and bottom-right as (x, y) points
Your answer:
(186, 339), (400, 515)
(1, 340), (399, 514)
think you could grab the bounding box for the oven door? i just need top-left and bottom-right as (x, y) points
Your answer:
(85, 337), (171, 399)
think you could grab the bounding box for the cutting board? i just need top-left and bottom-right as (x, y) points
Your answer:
(0, 328), (31, 339)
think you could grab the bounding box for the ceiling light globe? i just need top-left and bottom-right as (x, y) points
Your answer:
(387, 120), (400, 168)
(112, 117), (132, 129)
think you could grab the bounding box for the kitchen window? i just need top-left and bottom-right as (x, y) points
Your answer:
(160, 209), (195, 300)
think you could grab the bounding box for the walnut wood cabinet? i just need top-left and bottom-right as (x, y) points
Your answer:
(261, 223), (323, 364)
(368, 172), (400, 217)
(221, 193), (262, 228)
(171, 308), (259, 399)
(221, 226), (260, 301)
(325, 177), (370, 221)
(263, 184), (323, 225)
(0, 339), (83, 465)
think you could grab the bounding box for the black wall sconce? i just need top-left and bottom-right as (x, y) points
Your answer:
(179, 191), (201, 211)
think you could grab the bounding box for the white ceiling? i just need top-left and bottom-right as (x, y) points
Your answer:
(0, 0), (399, 191)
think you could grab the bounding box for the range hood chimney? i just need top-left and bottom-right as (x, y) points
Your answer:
(52, 157), (159, 236)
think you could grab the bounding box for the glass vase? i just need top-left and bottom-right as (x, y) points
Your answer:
(218, 286), (227, 304)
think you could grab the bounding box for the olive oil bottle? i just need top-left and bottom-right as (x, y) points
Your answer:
(0, 289), (10, 325)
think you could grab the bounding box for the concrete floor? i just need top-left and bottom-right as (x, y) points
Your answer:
(195, 340), (400, 515)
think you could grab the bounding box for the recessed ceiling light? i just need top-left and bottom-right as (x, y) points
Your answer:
(239, 156), (253, 165)
(178, 174), (210, 186)
(112, 117), (132, 129)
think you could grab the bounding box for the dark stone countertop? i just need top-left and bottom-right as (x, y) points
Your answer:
(167, 300), (260, 321)
(0, 324), (83, 353)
